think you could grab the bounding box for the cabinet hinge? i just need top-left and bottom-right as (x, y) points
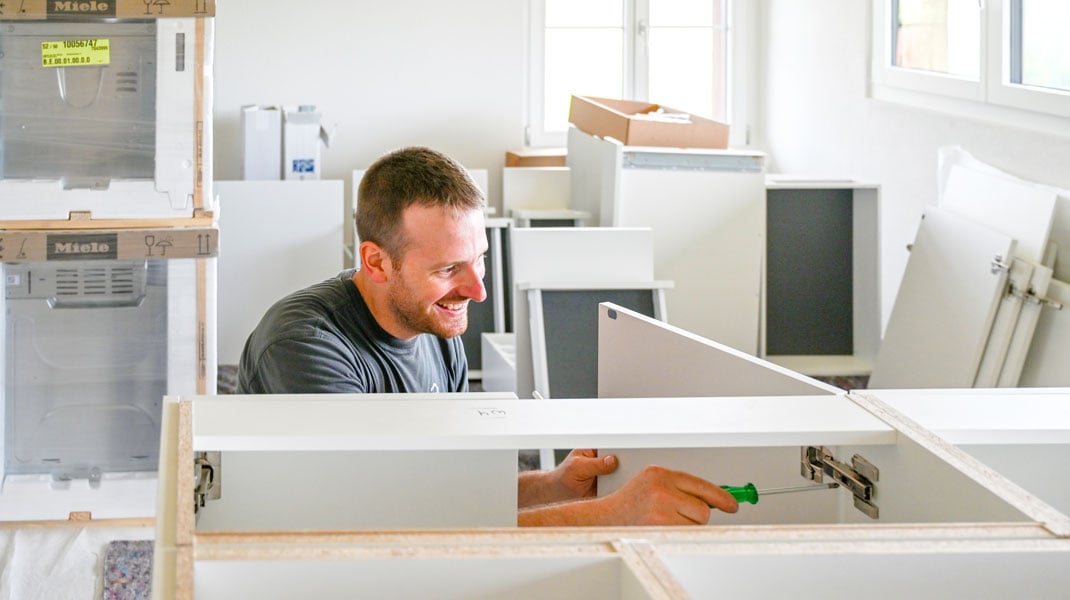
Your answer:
(801, 446), (880, 519)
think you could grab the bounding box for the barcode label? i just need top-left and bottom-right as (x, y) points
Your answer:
(41, 39), (111, 68)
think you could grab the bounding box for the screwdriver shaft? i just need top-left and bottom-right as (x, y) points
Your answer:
(757, 482), (839, 496)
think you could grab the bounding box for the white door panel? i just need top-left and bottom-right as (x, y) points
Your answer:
(870, 208), (1015, 389)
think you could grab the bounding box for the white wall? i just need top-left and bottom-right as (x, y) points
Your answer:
(213, 0), (527, 259)
(212, 1), (1070, 326)
(758, 1), (1070, 328)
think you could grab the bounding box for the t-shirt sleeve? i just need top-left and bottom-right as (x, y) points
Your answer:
(239, 335), (370, 394)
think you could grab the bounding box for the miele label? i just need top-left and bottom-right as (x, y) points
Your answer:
(47, 1), (116, 17)
(47, 233), (119, 260)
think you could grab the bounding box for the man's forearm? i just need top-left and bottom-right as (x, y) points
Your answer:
(517, 497), (609, 527)
(517, 470), (561, 508)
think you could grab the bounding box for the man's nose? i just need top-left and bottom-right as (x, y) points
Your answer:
(459, 264), (487, 303)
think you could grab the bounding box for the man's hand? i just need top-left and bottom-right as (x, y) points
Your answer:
(553, 449), (618, 499)
(517, 449), (618, 508)
(518, 464), (739, 527)
(596, 465), (739, 525)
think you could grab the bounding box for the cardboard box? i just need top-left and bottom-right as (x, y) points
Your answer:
(0, 17), (215, 223)
(241, 105), (283, 180)
(283, 106), (332, 181)
(505, 148), (567, 167)
(0, 0), (215, 20)
(0, 226), (217, 522)
(568, 95), (729, 149)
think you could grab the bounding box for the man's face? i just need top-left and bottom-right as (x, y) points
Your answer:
(385, 205), (488, 339)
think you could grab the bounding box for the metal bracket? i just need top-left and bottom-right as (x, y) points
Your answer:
(193, 451), (222, 514)
(801, 446), (880, 519)
(991, 254), (1011, 275)
(1008, 283), (1064, 310)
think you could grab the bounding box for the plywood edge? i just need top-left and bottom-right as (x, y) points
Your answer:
(176, 400), (195, 546)
(190, 521), (1053, 548)
(613, 540), (691, 600)
(850, 391), (1070, 538)
(0, 517), (154, 530)
(0, 213), (215, 230)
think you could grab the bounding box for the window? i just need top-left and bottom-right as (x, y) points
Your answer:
(527, 0), (742, 147)
(872, 0), (1070, 127)
(1011, 0), (1070, 92)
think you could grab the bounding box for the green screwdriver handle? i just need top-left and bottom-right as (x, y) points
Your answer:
(721, 483), (759, 504)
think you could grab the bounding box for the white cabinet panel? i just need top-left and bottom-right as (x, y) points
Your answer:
(216, 180), (344, 365)
(869, 208), (1015, 388)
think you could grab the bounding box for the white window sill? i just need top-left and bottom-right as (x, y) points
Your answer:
(870, 83), (1070, 140)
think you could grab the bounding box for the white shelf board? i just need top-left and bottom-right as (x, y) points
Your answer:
(186, 394), (895, 452)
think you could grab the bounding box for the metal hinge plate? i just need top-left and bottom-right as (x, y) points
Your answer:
(193, 451), (222, 514)
(801, 446), (880, 519)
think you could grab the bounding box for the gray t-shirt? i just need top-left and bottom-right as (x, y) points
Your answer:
(237, 269), (468, 394)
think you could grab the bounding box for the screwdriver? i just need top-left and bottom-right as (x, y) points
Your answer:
(721, 482), (840, 504)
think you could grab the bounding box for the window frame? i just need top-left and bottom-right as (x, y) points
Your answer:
(870, 0), (1070, 134)
(873, 0), (1070, 134)
(525, 0), (754, 149)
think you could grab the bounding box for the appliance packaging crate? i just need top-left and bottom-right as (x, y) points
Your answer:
(0, 2), (216, 226)
(0, 226), (218, 521)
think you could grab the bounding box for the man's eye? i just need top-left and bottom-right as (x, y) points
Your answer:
(439, 266), (457, 275)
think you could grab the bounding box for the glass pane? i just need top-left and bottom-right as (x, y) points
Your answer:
(894, 0), (980, 79)
(546, 0), (622, 28)
(649, 0), (717, 27)
(544, 29), (623, 132)
(1019, 0), (1070, 91)
(648, 28), (723, 121)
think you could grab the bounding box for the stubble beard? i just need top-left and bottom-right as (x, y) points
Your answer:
(388, 279), (469, 339)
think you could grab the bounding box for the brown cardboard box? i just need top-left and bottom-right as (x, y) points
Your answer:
(0, 0), (215, 19)
(505, 148), (567, 167)
(568, 95), (729, 149)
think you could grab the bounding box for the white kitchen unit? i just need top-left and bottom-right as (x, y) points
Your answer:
(567, 126), (767, 354)
(527, 282), (671, 400)
(152, 384), (1070, 598)
(148, 303), (1070, 598)
(594, 304), (1069, 530)
(509, 227), (659, 402)
(762, 177), (881, 377)
(871, 387), (1070, 516)
(480, 332), (517, 394)
(502, 166), (579, 227)
(215, 180), (344, 366)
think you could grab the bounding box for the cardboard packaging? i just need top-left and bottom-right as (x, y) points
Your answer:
(505, 148), (567, 167)
(568, 95), (729, 150)
(0, 0), (215, 20)
(0, 226), (218, 521)
(0, 15), (215, 225)
(283, 106), (333, 181)
(241, 105), (283, 180)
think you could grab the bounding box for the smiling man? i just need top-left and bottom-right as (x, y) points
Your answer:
(238, 147), (486, 395)
(238, 146), (738, 526)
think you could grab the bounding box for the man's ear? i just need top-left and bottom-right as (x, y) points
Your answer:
(358, 241), (392, 283)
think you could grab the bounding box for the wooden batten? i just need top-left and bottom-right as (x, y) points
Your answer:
(0, 211), (215, 231)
